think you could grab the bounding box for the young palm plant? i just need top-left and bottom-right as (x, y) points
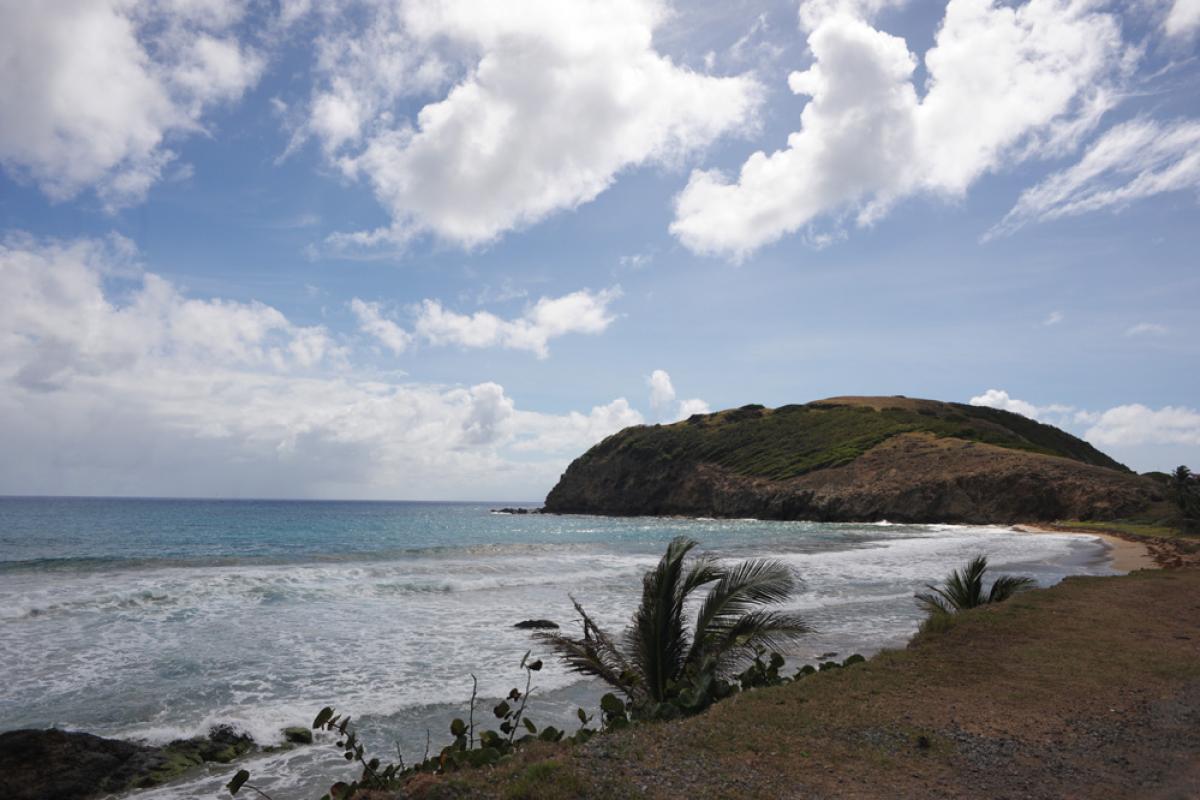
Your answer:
(915, 555), (1035, 616)
(536, 536), (810, 711)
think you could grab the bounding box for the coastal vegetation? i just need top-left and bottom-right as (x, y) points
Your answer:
(914, 555), (1034, 615)
(562, 397), (1126, 485)
(913, 555), (1034, 636)
(404, 567), (1200, 799)
(535, 536), (810, 717)
(1171, 465), (1200, 530)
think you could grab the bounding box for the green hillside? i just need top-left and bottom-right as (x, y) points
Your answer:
(584, 396), (1128, 483)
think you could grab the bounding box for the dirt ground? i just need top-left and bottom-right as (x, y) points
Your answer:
(408, 566), (1200, 800)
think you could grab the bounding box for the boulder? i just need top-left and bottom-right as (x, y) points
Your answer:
(283, 726), (314, 745)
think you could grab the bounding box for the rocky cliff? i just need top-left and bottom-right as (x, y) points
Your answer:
(543, 397), (1162, 523)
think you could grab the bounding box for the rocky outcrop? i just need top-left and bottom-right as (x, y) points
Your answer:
(544, 398), (1164, 524)
(0, 729), (154, 800)
(0, 725), (290, 800)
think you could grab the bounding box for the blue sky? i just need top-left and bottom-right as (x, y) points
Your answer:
(1, 0), (1198, 500)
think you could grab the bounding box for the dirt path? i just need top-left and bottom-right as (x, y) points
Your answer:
(414, 567), (1200, 799)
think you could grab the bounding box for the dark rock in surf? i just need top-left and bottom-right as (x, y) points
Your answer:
(514, 619), (559, 630)
(283, 726), (314, 745)
(0, 725), (259, 800)
(0, 729), (153, 800)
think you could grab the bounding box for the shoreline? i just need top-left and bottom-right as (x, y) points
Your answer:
(1013, 523), (1158, 572)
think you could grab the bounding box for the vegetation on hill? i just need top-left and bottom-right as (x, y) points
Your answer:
(579, 397), (1128, 484)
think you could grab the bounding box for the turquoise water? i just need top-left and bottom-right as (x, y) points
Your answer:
(0, 497), (1118, 798)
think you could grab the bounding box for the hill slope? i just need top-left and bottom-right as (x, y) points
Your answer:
(543, 396), (1160, 523)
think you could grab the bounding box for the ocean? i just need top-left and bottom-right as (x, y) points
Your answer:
(0, 497), (1119, 798)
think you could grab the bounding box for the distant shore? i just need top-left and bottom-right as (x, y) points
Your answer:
(1014, 523), (1158, 572)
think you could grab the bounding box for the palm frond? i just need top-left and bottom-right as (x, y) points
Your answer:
(677, 553), (724, 603)
(628, 536), (696, 701)
(987, 574), (1035, 603)
(940, 555), (989, 610)
(916, 555), (1035, 615)
(535, 596), (641, 701)
(686, 558), (797, 667)
(914, 590), (952, 616)
(705, 609), (812, 675)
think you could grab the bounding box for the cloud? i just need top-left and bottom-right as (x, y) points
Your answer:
(0, 0), (263, 209)
(677, 398), (712, 419)
(350, 299), (413, 355)
(1044, 310), (1065, 326)
(513, 398), (644, 454)
(988, 118), (1200, 238)
(969, 388), (1043, 420)
(797, 0), (909, 30)
(412, 288), (621, 359)
(671, 0), (1129, 258)
(647, 368), (709, 421)
(0, 234), (641, 499)
(1126, 322), (1169, 336)
(618, 253), (653, 272)
(305, 0), (761, 249)
(648, 369), (676, 412)
(1165, 0), (1200, 38)
(1084, 404), (1200, 446)
(971, 388), (1200, 451)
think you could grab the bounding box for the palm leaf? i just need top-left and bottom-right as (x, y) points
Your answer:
(706, 609), (812, 675)
(916, 555), (1034, 615)
(627, 536), (696, 702)
(535, 597), (641, 701)
(987, 574), (1035, 603)
(686, 558), (798, 667)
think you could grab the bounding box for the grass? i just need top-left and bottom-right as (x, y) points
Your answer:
(580, 399), (1129, 483)
(1055, 519), (1194, 540)
(406, 567), (1200, 799)
(500, 761), (585, 800)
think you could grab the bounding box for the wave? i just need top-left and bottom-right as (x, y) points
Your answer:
(0, 538), (630, 576)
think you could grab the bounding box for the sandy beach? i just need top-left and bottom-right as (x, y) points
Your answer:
(1013, 524), (1158, 572)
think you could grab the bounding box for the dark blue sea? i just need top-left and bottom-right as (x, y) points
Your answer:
(0, 497), (1117, 798)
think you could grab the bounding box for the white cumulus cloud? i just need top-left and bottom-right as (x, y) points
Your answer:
(412, 288), (621, 359)
(306, 0), (761, 249)
(671, 0), (1129, 258)
(971, 388), (1200, 457)
(0, 234), (644, 499)
(350, 299), (413, 355)
(0, 0), (264, 209)
(677, 398), (712, 419)
(1084, 404), (1200, 447)
(969, 388), (1044, 420)
(648, 369), (676, 412)
(1165, 0), (1200, 37)
(647, 368), (709, 421)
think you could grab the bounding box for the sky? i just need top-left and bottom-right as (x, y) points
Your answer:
(0, 0), (1198, 501)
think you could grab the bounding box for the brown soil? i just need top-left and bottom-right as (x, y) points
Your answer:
(408, 567), (1200, 800)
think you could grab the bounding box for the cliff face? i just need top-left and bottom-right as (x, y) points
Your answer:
(543, 398), (1162, 523)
